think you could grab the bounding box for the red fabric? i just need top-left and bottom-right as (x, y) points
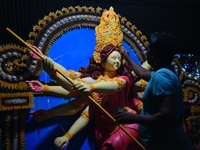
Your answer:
(91, 75), (144, 150)
(101, 124), (143, 150)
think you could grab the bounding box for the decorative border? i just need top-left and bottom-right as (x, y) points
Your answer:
(0, 44), (41, 90)
(186, 115), (200, 142)
(191, 105), (200, 115)
(182, 75), (200, 104)
(0, 92), (34, 111)
(6, 110), (25, 150)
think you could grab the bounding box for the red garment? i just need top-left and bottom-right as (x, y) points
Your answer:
(91, 75), (144, 150)
(101, 124), (143, 150)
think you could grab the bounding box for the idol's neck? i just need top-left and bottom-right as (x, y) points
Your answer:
(103, 70), (117, 78)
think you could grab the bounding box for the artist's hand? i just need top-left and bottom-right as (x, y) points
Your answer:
(114, 108), (136, 124)
(122, 50), (131, 60)
(54, 136), (69, 150)
(26, 80), (44, 92)
(30, 109), (50, 122)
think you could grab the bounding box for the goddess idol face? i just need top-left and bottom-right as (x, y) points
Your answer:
(103, 51), (121, 71)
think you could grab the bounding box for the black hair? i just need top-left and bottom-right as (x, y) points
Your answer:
(149, 31), (176, 62)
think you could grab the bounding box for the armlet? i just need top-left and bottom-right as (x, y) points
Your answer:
(68, 70), (77, 79)
(112, 77), (123, 90)
(64, 132), (73, 140)
(77, 78), (85, 83)
(140, 79), (148, 89)
(81, 110), (89, 119)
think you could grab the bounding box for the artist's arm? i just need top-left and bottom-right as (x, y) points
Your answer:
(115, 94), (177, 127)
(54, 106), (90, 149)
(123, 51), (151, 81)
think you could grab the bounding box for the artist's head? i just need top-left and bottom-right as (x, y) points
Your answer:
(147, 31), (176, 70)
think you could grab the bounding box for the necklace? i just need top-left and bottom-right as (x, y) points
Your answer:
(90, 75), (112, 105)
(97, 75), (113, 82)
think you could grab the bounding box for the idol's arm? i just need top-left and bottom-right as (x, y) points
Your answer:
(74, 77), (127, 94)
(30, 94), (88, 122)
(91, 79), (126, 93)
(53, 61), (82, 79)
(29, 44), (82, 80)
(27, 80), (76, 98)
(54, 106), (90, 149)
(42, 56), (90, 95)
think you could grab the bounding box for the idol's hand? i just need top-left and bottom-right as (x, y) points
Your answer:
(29, 44), (43, 60)
(73, 81), (91, 93)
(30, 109), (49, 122)
(114, 108), (136, 124)
(54, 136), (69, 150)
(26, 80), (44, 92)
(29, 44), (57, 78)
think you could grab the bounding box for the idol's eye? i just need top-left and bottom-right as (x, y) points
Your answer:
(111, 56), (117, 59)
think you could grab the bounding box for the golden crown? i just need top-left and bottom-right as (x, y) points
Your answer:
(93, 7), (124, 63)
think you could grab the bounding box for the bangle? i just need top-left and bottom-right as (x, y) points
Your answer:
(55, 72), (59, 78)
(43, 85), (49, 92)
(69, 70), (75, 79)
(81, 110), (89, 119)
(64, 132), (73, 140)
(77, 78), (85, 83)
(88, 84), (94, 91)
(140, 79), (147, 90)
